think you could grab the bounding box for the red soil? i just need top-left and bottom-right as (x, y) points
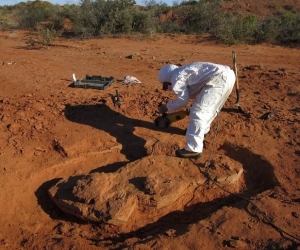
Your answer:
(0, 30), (299, 249)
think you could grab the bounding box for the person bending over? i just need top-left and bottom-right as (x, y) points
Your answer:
(157, 62), (236, 159)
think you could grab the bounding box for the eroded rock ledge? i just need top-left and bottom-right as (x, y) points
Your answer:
(49, 154), (243, 229)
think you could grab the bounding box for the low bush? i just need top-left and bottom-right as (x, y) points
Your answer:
(2, 0), (299, 46)
(37, 27), (62, 47)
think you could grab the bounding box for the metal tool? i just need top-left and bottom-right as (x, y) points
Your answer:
(232, 51), (249, 117)
(155, 107), (190, 128)
(113, 90), (123, 107)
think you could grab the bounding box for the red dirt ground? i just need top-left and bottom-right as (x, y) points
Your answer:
(0, 30), (300, 249)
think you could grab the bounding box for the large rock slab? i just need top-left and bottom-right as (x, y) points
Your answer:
(49, 154), (243, 227)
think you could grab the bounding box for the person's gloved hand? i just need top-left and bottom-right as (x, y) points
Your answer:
(158, 104), (168, 114)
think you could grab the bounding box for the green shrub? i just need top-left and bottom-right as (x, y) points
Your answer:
(254, 17), (280, 43)
(61, 4), (82, 32)
(255, 12), (300, 45)
(17, 0), (63, 30)
(277, 12), (300, 44)
(1, 0), (299, 47)
(212, 13), (259, 44)
(17, 0), (51, 29)
(131, 8), (155, 34)
(157, 20), (182, 33)
(26, 35), (36, 46)
(0, 6), (9, 30)
(38, 27), (62, 46)
(73, 0), (137, 37)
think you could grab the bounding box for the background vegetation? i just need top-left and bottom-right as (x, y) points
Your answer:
(0, 0), (299, 46)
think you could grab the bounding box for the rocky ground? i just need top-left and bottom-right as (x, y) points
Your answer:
(0, 30), (300, 249)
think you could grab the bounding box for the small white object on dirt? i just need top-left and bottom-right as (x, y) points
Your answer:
(123, 75), (141, 84)
(72, 73), (76, 83)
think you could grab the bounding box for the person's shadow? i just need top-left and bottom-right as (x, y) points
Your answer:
(64, 103), (184, 165)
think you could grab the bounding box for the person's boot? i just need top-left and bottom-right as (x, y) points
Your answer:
(175, 148), (202, 159)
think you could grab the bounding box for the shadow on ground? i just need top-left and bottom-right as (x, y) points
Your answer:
(93, 142), (278, 249)
(35, 177), (87, 224)
(35, 103), (184, 221)
(35, 105), (279, 247)
(64, 103), (184, 162)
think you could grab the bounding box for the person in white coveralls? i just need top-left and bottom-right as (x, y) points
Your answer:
(157, 62), (236, 159)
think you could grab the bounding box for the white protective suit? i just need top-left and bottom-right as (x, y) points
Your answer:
(158, 62), (236, 153)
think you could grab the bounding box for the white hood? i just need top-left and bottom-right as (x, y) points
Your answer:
(158, 64), (178, 83)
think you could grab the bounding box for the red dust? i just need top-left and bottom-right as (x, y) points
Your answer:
(0, 30), (299, 249)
